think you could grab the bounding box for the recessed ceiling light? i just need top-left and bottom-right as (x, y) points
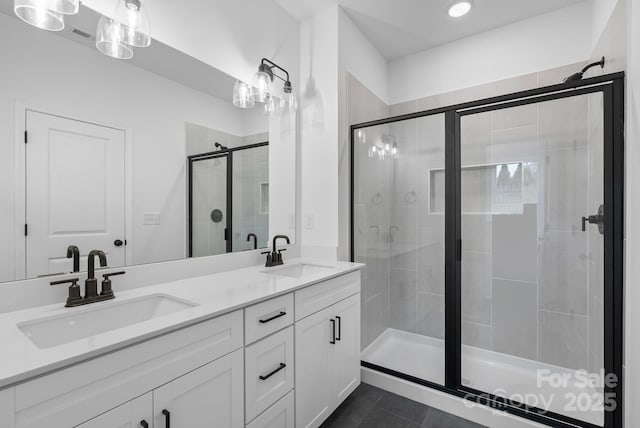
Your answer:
(448, 1), (473, 18)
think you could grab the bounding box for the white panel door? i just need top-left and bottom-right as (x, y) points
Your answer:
(74, 393), (151, 428)
(153, 349), (243, 428)
(332, 294), (361, 405)
(295, 306), (333, 428)
(25, 111), (125, 277)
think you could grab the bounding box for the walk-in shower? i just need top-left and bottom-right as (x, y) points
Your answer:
(351, 72), (624, 428)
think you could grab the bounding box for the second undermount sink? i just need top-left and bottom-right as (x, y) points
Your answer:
(264, 263), (335, 278)
(18, 294), (198, 349)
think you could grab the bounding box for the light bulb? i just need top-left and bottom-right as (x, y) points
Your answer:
(251, 71), (272, 103)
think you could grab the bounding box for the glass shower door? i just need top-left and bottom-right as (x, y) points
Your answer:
(190, 154), (229, 257)
(459, 92), (606, 426)
(355, 114), (447, 387)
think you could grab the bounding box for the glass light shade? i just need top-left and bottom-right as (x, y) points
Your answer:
(233, 80), (255, 108)
(265, 96), (280, 116)
(113, 0), (151, 47)
(96, 16), (133, 60)
(251, 71), (272, 102)
(49, 0), (79, 14)
(280, 91), (297, 113)
(14, 0), (65, 31)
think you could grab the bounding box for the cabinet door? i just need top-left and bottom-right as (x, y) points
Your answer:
(153, 349), (243, 428)
(332, 294), (361, 406)
(75, 394), (151, 428)
(295, 306), (334, 428)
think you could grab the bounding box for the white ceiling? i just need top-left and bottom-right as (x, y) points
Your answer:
(274, 0), (590, 60)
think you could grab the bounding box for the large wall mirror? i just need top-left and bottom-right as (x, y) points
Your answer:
(0, 3), (297, 283)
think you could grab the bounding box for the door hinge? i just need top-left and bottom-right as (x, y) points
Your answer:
(24, 224), (28, 236)
(24, 130), (28, 144)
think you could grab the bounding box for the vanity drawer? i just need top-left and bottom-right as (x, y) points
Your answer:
(245, 326), (294, 422)
(245, 294), (293, 345)
(246, 390), (294, 428)
(295, 271), (361, 320)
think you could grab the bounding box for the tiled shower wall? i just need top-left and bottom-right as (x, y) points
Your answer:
(352, 62), (605, 373)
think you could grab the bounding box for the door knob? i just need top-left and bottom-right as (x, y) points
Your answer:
(114, 239), (125, 247)
(581, 204), (605, 235)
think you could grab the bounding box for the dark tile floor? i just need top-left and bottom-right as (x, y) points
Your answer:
(320, 383), (487, 428)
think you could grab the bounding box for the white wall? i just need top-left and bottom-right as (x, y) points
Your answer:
(299, 6), (340, 254)
(0, 13), (253, 280)
(625, 0), (639, 425)
(338, 9), (389, 105)
(388, 1), (593, 105)
(82, 0), (300, 88)
(593, 0), (621, 47)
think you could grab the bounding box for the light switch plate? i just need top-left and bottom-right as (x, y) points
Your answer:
(143, 212), (160, 225)
(304, 214), (314, 230)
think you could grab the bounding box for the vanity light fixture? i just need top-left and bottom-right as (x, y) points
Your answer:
(236, 58), (297, 115)
(14, 0), (80, 31)
(448, 1), (473, 18)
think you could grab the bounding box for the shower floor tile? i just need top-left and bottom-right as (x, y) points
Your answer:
(320, 383), (486, 428)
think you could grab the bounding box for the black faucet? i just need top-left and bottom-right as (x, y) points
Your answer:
(247, 233), (258, 250)
(66, 245), (80, 273)
(86, 250), (107, 301)
(263, 235), (290, 267)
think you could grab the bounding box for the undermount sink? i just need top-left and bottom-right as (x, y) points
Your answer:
(18, 294), (198, 349)
(264, 263), (335, 278)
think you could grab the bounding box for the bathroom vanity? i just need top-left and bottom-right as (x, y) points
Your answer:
(0, 260), (362, 428)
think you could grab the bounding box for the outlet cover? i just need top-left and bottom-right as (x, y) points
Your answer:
(143, 212), (160, 225)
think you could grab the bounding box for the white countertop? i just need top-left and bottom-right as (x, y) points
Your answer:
(0, 258), (363, 389)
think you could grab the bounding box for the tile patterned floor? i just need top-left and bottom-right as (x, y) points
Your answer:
(320, 383), (488, 428)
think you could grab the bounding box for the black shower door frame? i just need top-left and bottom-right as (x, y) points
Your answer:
(188, 141), (268, 257)
(350, 72), (624, 428)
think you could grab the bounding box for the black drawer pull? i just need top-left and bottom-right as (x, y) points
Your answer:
(140, 421), (149, 428)
(259, 311), (287, 324)
(162, 409), (171, 428)
(259, 362), (287, 380)
(330, 318), (336, 344)
(335, 316), (342, 341)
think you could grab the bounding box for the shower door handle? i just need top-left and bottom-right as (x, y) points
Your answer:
(581, 204), (605, 235)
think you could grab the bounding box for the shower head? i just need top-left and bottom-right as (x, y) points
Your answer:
(214, 142), (229, 151)
(563, 57), (605, 83)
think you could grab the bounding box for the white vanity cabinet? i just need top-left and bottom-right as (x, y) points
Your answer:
(1, 267), (363, 428)
(11, 310), (244, 428)
(295, 271), (361, 428)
